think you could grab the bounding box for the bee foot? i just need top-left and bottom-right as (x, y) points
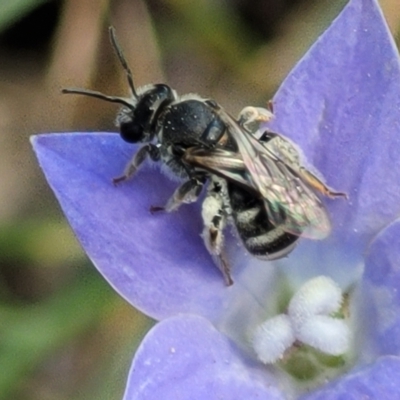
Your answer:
(150, 205), (165, 214)
(112, 175), (128, 186)
(224, 271), (234, 286)
(217, 253), (233, 286)
(327, 190), (348, 200)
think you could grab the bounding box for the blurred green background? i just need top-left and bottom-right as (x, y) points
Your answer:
(0, 0), (399, 398)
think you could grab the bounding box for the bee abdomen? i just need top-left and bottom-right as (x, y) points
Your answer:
(244, 228), (298, 259)
(235, 206), (262, 229)
(228, 183), (298, 259)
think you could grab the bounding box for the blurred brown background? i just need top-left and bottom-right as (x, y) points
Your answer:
(0, 0), (399, 399)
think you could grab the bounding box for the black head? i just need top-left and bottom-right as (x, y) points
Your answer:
(117, 83), (175, 143)
(62, 27), (176, 144)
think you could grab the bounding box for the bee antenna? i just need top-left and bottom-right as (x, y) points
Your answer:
(109, 26), (138, 99)
(61, 87), (135, 110)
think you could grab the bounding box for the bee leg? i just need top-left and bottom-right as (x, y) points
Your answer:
(113, 144), (160, 184)
(267, 99), (274, 113)
(150, 176), (205, 213)
(201, 181), (233, 286)
(299, 168), (348, 199)
(237, 106), (274, 133)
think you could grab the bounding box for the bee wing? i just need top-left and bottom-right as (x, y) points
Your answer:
(260, 156), (331, 239)
(211, 107), (331, 239)
(183, 146), (256, 194)
(184, 143), (331, 239)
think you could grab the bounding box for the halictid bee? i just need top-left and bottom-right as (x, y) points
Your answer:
(63, 27), (346, 286)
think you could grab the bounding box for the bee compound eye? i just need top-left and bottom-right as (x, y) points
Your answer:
(120, 121), (144, 143)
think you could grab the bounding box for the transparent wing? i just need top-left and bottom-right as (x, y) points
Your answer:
(185, 106), (331, 239)
(259, 156), (331, 239)
(183, 146), (257, 194)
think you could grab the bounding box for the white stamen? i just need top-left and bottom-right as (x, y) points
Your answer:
(297, 315), (350, 355)
(252, 314), (295, 364)
(252, 275), (350, 365)
(288, 276), (343, 332)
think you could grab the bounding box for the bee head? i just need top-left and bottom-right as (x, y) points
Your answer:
(62, 27), (175, 144)
(116, 84), (175, 143)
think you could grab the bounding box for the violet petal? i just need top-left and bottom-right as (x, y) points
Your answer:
(122, 314), (284, 400)
(32, 133), (229, 321)
(268, 0), (400, 284)
(358, 219), (400, 359)
(32, 132), (283, 334)
(271, 0), (400, 241)
(301, 356), (400, 400)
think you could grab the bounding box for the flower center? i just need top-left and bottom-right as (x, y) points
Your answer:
(251, 276), (351, 380)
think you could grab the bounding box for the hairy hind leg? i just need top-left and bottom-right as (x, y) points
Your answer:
(201, 179), (233, 286)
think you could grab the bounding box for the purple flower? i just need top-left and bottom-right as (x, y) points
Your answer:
(32, 0), (400, 397)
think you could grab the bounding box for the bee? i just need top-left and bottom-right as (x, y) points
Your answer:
(63, 27), (345, 286)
